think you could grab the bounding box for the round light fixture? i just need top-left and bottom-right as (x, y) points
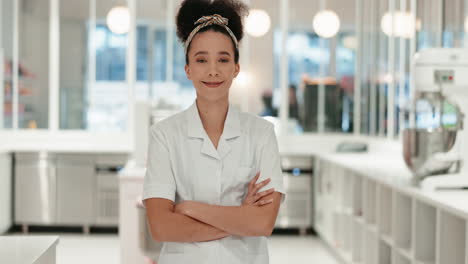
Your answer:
(245, 9), (271, 37)
(343, 36), (357, 50)
(381, 11), (415, 38)
(106, 6), (130, 34)
(416, 18), (422, 31)
(313, 10), (341, 38)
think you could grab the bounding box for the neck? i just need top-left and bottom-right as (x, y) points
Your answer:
(196, 97), (229, 133)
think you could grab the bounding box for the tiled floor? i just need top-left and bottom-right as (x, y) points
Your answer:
(54, 234), (339, 264)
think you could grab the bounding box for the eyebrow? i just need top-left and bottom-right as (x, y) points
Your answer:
(194, 51), (232, 57)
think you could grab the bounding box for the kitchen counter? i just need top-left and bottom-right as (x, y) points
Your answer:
(0, 131), (377, 154)
(316, 151), (468, 264)
(0, 236), (59, 264)
(320, 151), (468, 219)
(0, 130), (132, 153)
(321, 152), (413, 184)
(119, 165), (146, 180)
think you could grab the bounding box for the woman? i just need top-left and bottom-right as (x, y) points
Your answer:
(142, 0), (285, 263)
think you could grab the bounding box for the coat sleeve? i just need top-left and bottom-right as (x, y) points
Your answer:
(142, 124), (176, 202)
(255, 124), (286, 203)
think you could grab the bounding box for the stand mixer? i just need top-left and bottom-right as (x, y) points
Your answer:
(403, 48), (468, 190)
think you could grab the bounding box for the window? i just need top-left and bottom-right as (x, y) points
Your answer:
(274, 30), (355, 133)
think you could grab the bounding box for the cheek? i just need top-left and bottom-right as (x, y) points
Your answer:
(222, 65), (237, 76)
(188, 67), (203, 79)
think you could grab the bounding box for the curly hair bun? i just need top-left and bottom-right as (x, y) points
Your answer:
(176, 0), (249, 44)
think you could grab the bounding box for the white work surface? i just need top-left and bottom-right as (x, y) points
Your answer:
(0, 130), (132, 153)
(0, 236), (59, 264)
(320, 152), (468, 219)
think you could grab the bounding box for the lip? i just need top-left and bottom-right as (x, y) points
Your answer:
(202, 81), (224, 88)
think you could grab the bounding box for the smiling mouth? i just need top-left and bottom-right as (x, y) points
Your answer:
(202, 81), (224, 88)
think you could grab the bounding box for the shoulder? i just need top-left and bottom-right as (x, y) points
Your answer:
(238, 110), (275, 138)
(149, 110), (187, 137)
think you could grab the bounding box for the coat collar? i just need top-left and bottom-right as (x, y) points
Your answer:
(186, 101), (241, 160)
(186, 101), (241, 139)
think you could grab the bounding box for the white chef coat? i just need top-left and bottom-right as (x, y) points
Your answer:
(142, 101), (285, 264)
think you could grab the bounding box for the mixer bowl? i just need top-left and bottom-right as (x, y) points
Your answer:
(403, 128), (458, 184)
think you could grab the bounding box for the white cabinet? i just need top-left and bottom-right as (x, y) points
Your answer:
(118, 167), (147, 264)
(315, 157), (468, 264)
(438, 211), (466, 264)
(0, 236), (59, 264)
(0, 152), (12, 234)
(414, 201), (436, 263)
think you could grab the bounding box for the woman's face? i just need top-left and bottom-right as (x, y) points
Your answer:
(185, 30), (240, 102)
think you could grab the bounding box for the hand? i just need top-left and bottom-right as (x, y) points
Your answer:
(242, 172), (275, 206)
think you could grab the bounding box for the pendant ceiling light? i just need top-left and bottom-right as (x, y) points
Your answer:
(381, 11), (415, 38)
(245, 9), (271, 37)
(106, 6), (130, 34)
(313, 10), (340, 38)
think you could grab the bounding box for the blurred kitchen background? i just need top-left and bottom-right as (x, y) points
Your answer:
(2, 0), (468, 263)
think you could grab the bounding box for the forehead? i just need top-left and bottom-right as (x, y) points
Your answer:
(189, 30), (235, 55)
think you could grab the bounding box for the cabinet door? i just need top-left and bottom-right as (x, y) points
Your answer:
(275, 174), (312, 228)
(56, 159), (94, 225)
(15, 162), (57, 224)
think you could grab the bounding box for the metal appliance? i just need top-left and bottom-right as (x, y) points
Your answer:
(276, 155), (314, 234)
(95, 154), (128, 226)
(0, 153), (12, 234)
(403, 48), (468, 189)
(14, 152), (128, 232)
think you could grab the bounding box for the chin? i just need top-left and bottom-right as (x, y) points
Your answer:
(196, 90), (230, 103)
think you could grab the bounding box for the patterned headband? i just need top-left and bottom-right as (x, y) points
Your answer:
(184, 14), (239, 54)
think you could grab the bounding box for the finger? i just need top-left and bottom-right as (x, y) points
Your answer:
(242, 197), (252, 206)
(252, 178), (271, 194)
(253, 188), (275, 201)
(250, 172), (260, 186)
(255, 171), (261, 180)
(252, 178), (271, 195)
(254, 198), (274, 206)
(253, 188), (275, 202)
(248, 172), (260, 190)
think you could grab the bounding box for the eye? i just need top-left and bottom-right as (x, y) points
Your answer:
(219, 58), (230, 63)
(196, 58), (207, 63)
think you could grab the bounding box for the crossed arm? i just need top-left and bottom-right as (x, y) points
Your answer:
(144, 173), (282, 243)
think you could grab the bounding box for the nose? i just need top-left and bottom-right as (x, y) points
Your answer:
(208, 62), (220, 77)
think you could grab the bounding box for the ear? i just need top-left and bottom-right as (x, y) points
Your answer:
(233, 63), (240, 78)
(185, 64), (191, 80)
